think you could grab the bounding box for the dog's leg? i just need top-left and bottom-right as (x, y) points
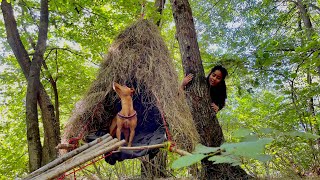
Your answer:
(109, 118), (117, 137)
(116, 119), (123, 141)
(128, 128), (135, 147)
(123, 129), (129, 145)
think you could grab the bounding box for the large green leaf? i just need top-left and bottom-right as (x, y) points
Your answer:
(193, 144), (220, 154)
(221, 138), (273, 161)
(232, 128), (252, 138)
(171, 154), (207, 169)
(208, 155), (240, 166)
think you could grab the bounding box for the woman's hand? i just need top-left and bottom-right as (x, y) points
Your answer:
(181, 73), (194, 87)
(211, 103), (219, 113)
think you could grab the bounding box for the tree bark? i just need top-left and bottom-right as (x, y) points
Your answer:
(1, 0), (60, 171)
(170, 0), (249, 179)
(27, 0), (50, 171)
(296, 0), (313, 37)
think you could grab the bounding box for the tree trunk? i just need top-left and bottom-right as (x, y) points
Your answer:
(296, 0), (320, 77)
(296, 0), (313, 37)
(296, 0), (319, 134)
(170, 0), (249, 179)
(39, 83), (61, 165)
(1, 0), (60, 171)
(26, 55), (43, 172)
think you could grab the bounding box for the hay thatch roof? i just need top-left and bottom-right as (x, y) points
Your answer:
(62, 19), (199, 150)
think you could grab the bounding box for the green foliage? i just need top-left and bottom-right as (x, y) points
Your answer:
(219, 138), (273, 161)
(0, 61), (28, 179)
(193, 144), (220, 154)
(171, 154), (207, 169)
(172, 133), (273, 169)
(284, 131), (320, 140)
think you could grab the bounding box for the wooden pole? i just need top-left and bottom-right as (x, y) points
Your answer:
(32, 139), (126, 180)
(171, 147), (192, 156)
(119, 143), (192, 156)
(24, 134), (111, 180)
(25, 138), (192, 180)
(119, 143), (165, 151)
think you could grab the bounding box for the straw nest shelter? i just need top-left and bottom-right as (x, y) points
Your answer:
(62, 19), (199, 155)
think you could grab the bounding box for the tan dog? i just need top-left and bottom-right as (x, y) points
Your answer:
(109, 82), (137, 147)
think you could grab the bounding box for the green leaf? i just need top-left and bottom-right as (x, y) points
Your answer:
(254, 154), (272, 162)
(269, 77), (274, 82)
(171, 154), (207, 169)
(259, 128), (275, 134)
(242, 134), (259, 142)
(208, 155), (240, 165)
(275, 79), (282, 84)
(232, 128), (252, 138)
(295, 46), (302, 52)
(264, 58), (272, 66)
(271, 40), (279, 46)
(221, 138), (273, 160)
(285, 131), (320, 139)
(263, 52), (270, 59)
(193, 144), (220, 154)
(290, 73), (297, 79)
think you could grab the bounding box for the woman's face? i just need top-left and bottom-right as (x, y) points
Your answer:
(209, 70), (223, 86)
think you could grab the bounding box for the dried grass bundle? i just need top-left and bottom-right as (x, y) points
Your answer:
(62, 19), (199, 150)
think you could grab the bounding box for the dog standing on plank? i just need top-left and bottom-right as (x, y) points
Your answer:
(109, 82), (137, 147)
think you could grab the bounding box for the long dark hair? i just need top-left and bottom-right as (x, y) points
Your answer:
(206, 65), (228, 110)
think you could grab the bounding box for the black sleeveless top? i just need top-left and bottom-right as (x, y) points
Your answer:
(209, 84), (226, 110)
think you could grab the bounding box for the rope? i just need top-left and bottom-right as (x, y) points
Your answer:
(68, 102), (103, 149)
(57, 152), (113, 180)
(154, 95), (176, 152)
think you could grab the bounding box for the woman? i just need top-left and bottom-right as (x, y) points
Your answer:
(181, 65), (228, 113)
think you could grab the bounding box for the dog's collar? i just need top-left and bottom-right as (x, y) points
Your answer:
(117, 111), (137, 119)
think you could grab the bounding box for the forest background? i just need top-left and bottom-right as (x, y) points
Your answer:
(0, 0), (319, 179)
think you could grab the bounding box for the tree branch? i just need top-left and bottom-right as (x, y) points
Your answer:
(34, 0), (48, 55)
(1, 0), (31, 78)
(42, 50), (60, 123)
(46, 47), (84, 57)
